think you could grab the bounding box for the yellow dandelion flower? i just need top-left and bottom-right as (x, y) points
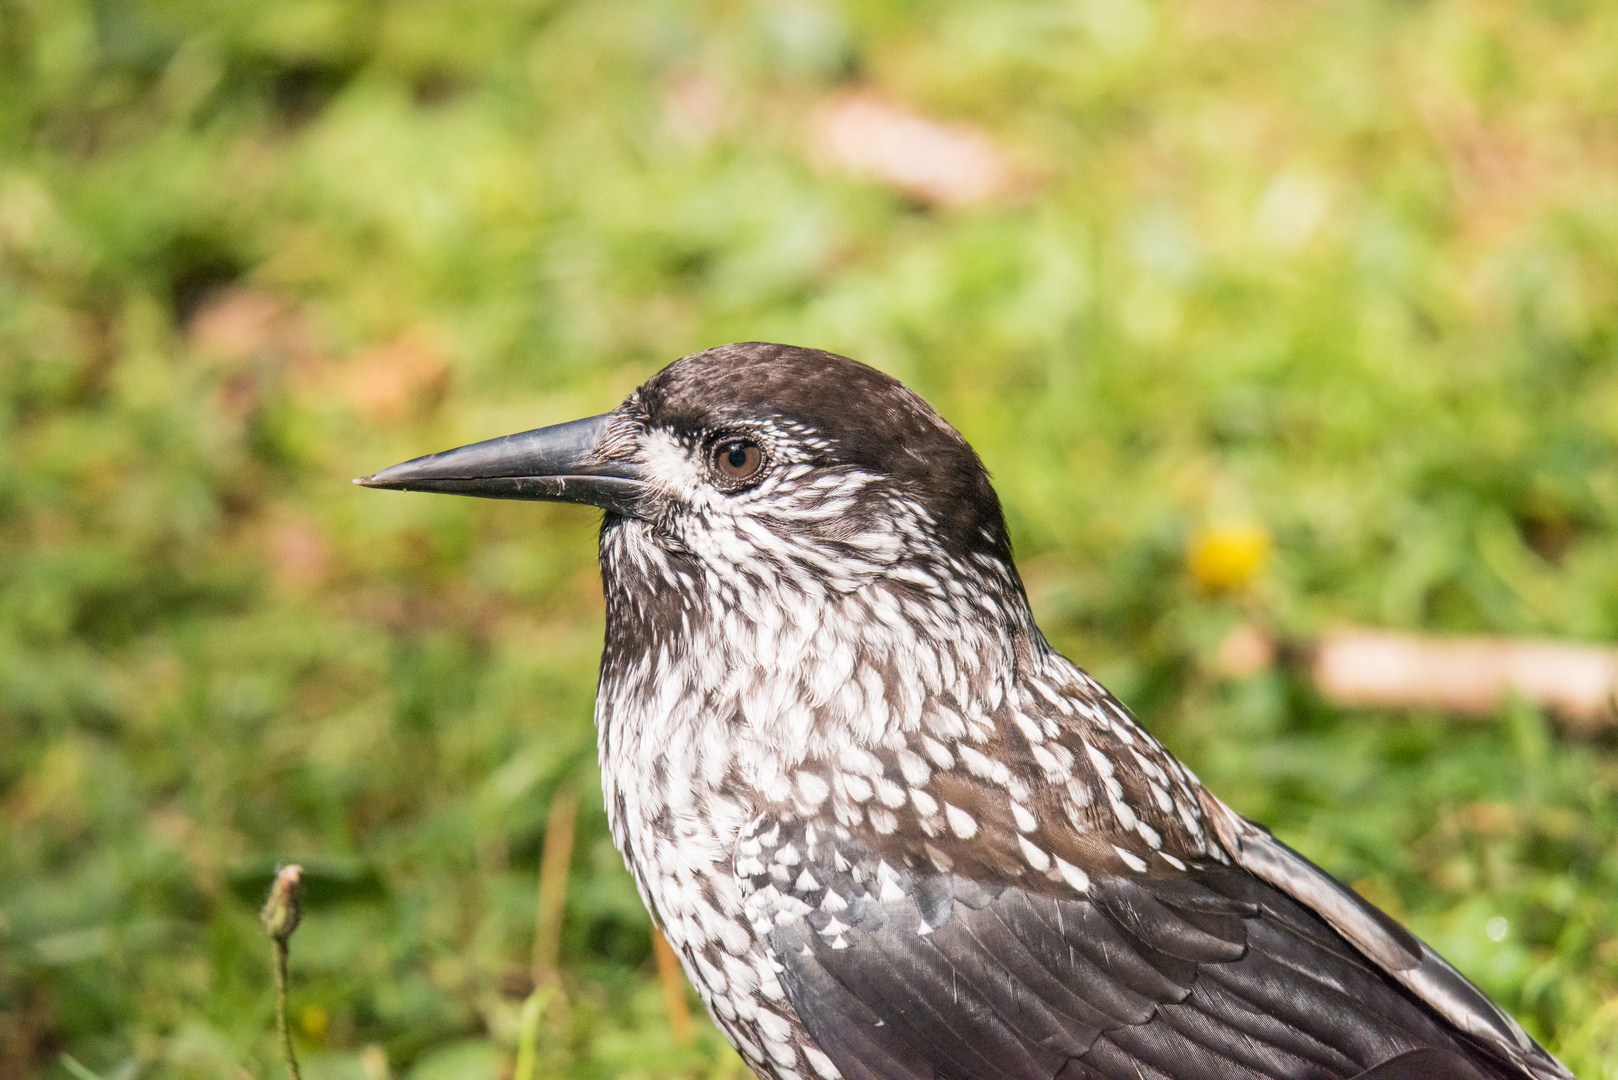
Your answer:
(1188, 523), (1272, 591)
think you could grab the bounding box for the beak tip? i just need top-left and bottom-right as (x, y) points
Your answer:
(356, 471), (408, 490)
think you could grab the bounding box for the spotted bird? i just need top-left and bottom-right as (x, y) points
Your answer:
(360, 343), (1573, 1080)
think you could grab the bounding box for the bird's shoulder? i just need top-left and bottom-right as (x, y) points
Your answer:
(757, 656), (1223, 888)
(729, 661), (1570, 1080)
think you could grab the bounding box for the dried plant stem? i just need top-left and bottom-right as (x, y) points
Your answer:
(653, 926), (694, 1046)
(271, 933), (302, 1080)
(1312, 628), (1618, 728)
(531, 779), (578, 986)
(515, 780), (579, 1078)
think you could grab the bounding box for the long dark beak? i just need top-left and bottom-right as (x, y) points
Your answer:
(355, 413), (648, 518)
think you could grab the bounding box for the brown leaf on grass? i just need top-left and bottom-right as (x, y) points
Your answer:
(808, 91), (1020, 207)
(190, 289), (282, 361)
(189, 288), (319, 367)
(270, 520), (331, 589)
(188, 288), (325, 420)
(1313, 628), (1618, 729)
(664, 71), (731, 147)
(1449, 801), (1517, 837)
(1213, 622), (1277, 678)
(342, 332), (451, 422)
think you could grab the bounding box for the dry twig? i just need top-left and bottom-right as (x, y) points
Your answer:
(532, 779), (578, 985)
(516, 781), (579, 1080)
(654, 926), (695, 1046)
(1312, 629), (1618, 730)
(1214, 623), (1618, 729)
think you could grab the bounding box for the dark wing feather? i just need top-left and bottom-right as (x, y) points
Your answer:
(740, 812), (1522, 1080)
(1350, 1048), (1496, 1080)
(773, 942), (933, 1080)
(1198, 792), (1573, 1080)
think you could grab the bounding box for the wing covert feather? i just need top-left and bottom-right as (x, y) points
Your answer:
(739, 810), (1530, 1080)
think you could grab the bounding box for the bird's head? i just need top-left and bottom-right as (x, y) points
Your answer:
(361, 343), (1022, 608)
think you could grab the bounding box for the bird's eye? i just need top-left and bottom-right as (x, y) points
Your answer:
(713, 439), (763, 482)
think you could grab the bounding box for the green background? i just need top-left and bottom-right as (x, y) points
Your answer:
(2, 0), (1616, 1077)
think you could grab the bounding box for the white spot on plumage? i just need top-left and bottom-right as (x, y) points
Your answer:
(1112, 796), (1138, 832)
(1054, 856), (1091, 894)
(720, 918), (753, 955)
(804, 1046), (841, 1079)
(876, 777), (907, 808)
(958, 745), (1005, 784)
(721, 952), (757, 996)
(1030, 742), (1064, 778)
(698, 953), (729, 993)
(877, 862), (906, 903)
(1011, 710), (1045, 743)
(757, 1006), (794, 1044)
(1149, 781), (1174, 813)
(896, 748), (931, 786)
(921, 735), (955, 769)
(795, 771), (830, 808)
(1018, 835), (1052, 872)
(1114, 845), (1149, 873)
(944, 804), (978, 839)
(838, 773), (874, 804)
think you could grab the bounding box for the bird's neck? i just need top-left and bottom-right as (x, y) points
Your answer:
(594, 518), (1045, 849)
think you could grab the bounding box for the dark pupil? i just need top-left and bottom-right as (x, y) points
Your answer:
(726, 445), (748, 469)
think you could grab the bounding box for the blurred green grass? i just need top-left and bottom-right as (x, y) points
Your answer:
(2, 0), (1617, 1077)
